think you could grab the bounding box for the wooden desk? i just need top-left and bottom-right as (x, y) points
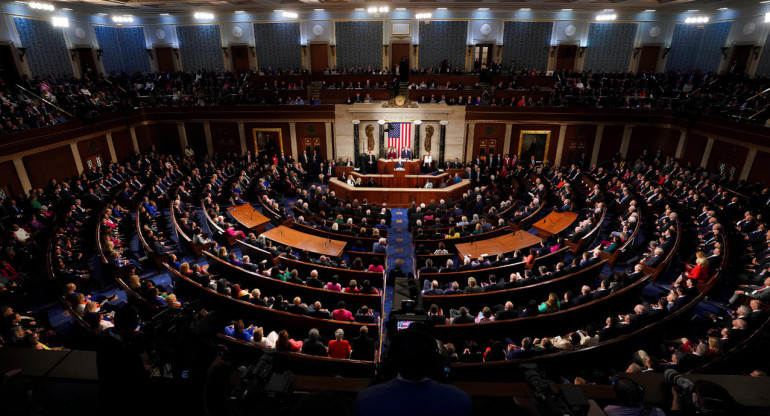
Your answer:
(335, 172), (450, 189)
(455, 230), (542, 259)
(533, 211), (578, 238)
(227, 204), (270, 235)
(377, 159), (420, 174)
(334, 166), (355, 178)
(261, 226), (346, 257)
(327, 178), (470, 207)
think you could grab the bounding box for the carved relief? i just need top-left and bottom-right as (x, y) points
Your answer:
(365, 124), (375, 151)
(424, 125), (434, 153)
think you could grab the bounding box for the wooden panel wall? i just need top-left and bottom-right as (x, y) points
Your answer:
(707, 140), (748, 178)
(597, 125), (624, 163)
(210, 122), (241, 155)
(472, 123), (507, 158)
(135, 123), (181, 155)
(0, 160), (23, 197)
(112, 129), (134, 162)
(563, 124), (597, 166)
(682, 133), (708, 169)
(627, 126), (680, 160)
(184, 122), (208, 157)
(23, 147), (77, 189)
(76, 135), (108, 168)
(295, 122), (328, 160)
(749, 150), (770, 184)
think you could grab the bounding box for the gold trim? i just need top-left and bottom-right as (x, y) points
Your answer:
(252, 128), (283, 154)
(517, 130), (551, 163)
(391, 21), (411, 39)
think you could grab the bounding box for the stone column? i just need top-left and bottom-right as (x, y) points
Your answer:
(70, 143), (84, 174)
(13, 157), (32, 194)
(238, 122), (247, 156)
(413, 120), (422, 159)
(378, 120), (386, 158)
(129, 126), (139, 154)
(106, 132), (118, 163)
(591, 125), (604, 166)
(352, 120), (360, 167)
(439, 120), (448, 165)
(203, 122), (214, 158)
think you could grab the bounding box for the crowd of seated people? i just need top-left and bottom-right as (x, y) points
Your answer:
(222, 319), (377, 361)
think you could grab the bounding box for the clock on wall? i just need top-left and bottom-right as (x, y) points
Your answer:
(564, 24), (577, 37)
(649, 25), (661, 38)
(479, 23), (492, 36)
(232, 25), (244, 38)
(312, 24), (324, 37)
(155, 28), (166, 40)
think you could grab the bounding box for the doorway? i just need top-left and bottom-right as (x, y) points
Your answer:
(474, 138), (500, 159)
(555, 45), (577, 72)
(310, 43), (328, 73)
(298, 137), (326, 160)
(637, 45), (660, 73)
(84, 154), (105, 172)
(77, 48), (97, 78)
(155, 47), (175, 73)
(729, 45), (753, 75)
(474, 44), (494, 70)
(231, 45), (250, 73)
(391, 43), (410, 75)
(0, 45), (21, 85)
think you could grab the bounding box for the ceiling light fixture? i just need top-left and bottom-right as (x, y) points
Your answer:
(314, 9), (325, 12)
(520, 8), (531, 11)
(478, 8), (489, 11)
(159, 13), (170, 16)
(234, 10), (245, 14)
(367, 6), (389, 13)
(416, 12), (432, 20)
(282, 11), (298, 19)
(644, 10), (656, 13)
(684, 16), (709, 23)
(51, 16), (68, 27)
(766, 12), (770, 22)
(596, 13), (617, 21)
(96, 13), (108, 16)
(194, 12), (214, 20)
(396, 8), (406, 11)
(687, 9), (699, 12)
(562, 8), (573, 11)
(354, 8), (365, 12)
(30, 2), (54, 11)
(437, 8), (448, 11)
(717, 7), (729, 11)
(112, 15), (134, 23)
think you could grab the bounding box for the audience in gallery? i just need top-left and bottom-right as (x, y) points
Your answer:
(3, 61), (768, 134)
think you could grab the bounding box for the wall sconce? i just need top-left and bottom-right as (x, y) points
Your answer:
(17, 47), (27, 62)
(663, 47), (671, 58)
(146, 48), (154, 59)
(95, 49), (103, 61)
(633, 47), (642, 58)
(222, 47), (228, 59)
(579, 46), (587, 57)
(720, 46), (729, 59)
(70, 49), (78, 60)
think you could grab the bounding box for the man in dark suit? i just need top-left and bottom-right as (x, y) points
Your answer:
(729, 276), (770, 305)
(300, 329), (327, 356)
(307, 301), (332, 319)
(494, 302), (519, 320)
(350, 326), (375, 361)
(571, 285), (593, 307)
(366, 151), (377, 173)
(401, 147), (412, 160)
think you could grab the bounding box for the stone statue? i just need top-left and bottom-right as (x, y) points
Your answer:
(424, 125), (434, 153)
(365, 124), (375, 151)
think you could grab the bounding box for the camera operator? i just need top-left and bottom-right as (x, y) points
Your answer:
(603, 377), (666, 416)
(96, 306), (150, 412)
(666, 369), (743, 415)
(353, 323), (471, 416)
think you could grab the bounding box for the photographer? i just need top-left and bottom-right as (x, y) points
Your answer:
(603, 377), (666, 416)
(667, 370), (743, 415)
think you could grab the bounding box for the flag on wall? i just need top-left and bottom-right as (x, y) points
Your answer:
(387, 122), (412, 150)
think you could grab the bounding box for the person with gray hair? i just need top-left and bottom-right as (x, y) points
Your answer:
(328, 328), (351, 359)
(300, 328), (328, 356)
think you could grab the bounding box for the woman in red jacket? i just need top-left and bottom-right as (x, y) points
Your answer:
(328, 328), (351, 359)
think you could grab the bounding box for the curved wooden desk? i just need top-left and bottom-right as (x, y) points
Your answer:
(377, 159), (420, 174)
(328, 178), (471, 207)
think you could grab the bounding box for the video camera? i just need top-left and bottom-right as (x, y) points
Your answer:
(521, 363), (588, 416)
(664, 369), (695, 410)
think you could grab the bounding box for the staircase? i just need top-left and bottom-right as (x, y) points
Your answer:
(309, 82), (322, 102)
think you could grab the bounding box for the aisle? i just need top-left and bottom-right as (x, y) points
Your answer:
(383, 208), (414, 319)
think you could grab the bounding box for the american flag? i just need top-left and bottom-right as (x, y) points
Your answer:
(388, 122), (412, 151)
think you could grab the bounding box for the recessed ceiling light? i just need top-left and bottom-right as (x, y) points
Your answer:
(61, 8), (71, 11)
(159, 13), (171, 16)
(520, 8), (531, 11)
(562, 8), (573, 11)
(717, 7), (729, 10)
(314, 8), (324, 12)
(761, 1), (770, 4)
(437, 7), (447, 11)
(96, 12), (108, 16)
(234, 10), (245, 14)
(478, 8), (489, 11)
(644, 9), (656, 12)
(354, 8), (365, 12)
(396, 8), (406, 11)
(687, 9), (699, 12)
(274, 9), (283, 12)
